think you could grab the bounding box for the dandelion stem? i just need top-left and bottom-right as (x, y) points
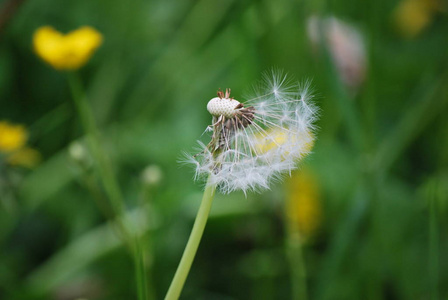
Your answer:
(165, 178), (216, 300)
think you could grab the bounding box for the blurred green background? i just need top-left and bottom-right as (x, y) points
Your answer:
(1, 0), (447, 299)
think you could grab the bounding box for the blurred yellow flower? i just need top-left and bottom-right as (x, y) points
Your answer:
(0, 121), (27, 152)
(33, 26), (103, 70)
(7, 147), (41, 168)
(0, 121), (41, 168)
(285, 169), (322, 240)
(255, 128), (314, 160)
(393, 0), (440, 38)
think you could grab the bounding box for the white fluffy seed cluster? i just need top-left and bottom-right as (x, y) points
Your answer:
(185, 71), (318, 194)
(206, 97), (241, 118)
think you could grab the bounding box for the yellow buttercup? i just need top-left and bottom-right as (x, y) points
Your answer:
(7, 147), (41, 168)
(0, 121), (27, 152)
(393, 0), (440, 38)
(285, 169), (322, 240)
(33, 26), (103, 70)
(0, 121), (41, 168)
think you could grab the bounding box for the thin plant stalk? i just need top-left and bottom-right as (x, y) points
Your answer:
(67, 73), (126, 230)
(140, 183), (158, 300)
(429, 181), (439, 300)
(135, 236), (149, 300)
(165, 178), (217, 300)
(67, 72), (148, 300)
(286, 224), (308, 300)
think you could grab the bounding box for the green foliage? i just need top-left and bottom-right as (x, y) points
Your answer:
(1, 0), (447, 299)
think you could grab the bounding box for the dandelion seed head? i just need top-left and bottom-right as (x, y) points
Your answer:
(207, 97), (241, 118)
(187, 71), (318, 194)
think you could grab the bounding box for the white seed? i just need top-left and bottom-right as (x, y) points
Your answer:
(207, 97), (241, 118)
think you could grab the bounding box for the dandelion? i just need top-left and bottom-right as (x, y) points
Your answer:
(33, 26), (103, 70)
(186, 71), (317, 194)
(166, 71), (318, 300)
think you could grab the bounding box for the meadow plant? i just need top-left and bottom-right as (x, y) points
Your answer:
(33, 26), (149, 300)
(0, 121), (27, 152)
(166, 71), (318, 299)
(285, 169), (322, 241)
(0, 121), (40, 168)
(284, 168), (322, 300)
(307, 16), (366, 94)
(186, 71), (317, 194)
(33, 26), (102, 70)
(392, 0), (441, 38)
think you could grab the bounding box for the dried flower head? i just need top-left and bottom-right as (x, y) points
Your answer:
(185, 71), (318, 194)
(33, 26), (103, 70)
(307, 16), (366, 94)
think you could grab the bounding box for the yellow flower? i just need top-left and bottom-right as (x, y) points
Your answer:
(7, 147), (41, 168)
(285, 169), (322, 240)
(255, 128), (314, 159)
(33, 26), (103, 70)
(393, 0), (439, 38)
(0, 121), (27, 152)
(0, 121), (41, 168)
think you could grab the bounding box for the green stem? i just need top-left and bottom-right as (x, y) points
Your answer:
(286, 228), (308, 300)
(140, 186), (157, 300)
(165, 179), (217, 300)
(67, 72), (148, 300)
(375, 78), (444, 174)
(319, 25), (363, 152)
(135, 237), (149, 300)
(429, 182), (439, 300)
(67, 73), (125, 223)
(67, 72), (129, 245)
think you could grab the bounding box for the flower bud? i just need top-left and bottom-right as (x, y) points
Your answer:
(141, 165), (163, 187)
